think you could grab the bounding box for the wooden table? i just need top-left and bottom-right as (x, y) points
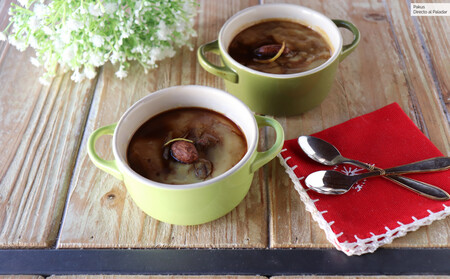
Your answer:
(0, 0), (449, 277)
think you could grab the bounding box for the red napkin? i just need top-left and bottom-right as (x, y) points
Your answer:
(279, 103), (450, 255)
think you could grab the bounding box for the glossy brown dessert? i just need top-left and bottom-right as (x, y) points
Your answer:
(127, 107), (247, 185)
(228, 19), (332, 74)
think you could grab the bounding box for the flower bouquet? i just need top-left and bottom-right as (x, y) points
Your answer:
(0, 0), (198, 84)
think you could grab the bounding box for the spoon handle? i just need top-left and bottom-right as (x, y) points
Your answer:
(384, 175), (450, 200)
(340, 157), (374, 170)
(383, 157), (450, 175)
(345, 158), (450, 200)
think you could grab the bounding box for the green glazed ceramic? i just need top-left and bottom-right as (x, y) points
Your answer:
(87, 86), (284, 225)
(198, 4), (360, 116)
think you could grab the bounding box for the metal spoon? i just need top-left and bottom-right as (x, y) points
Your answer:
(298, 136), (450, 200)
(305, 157), (450, 195)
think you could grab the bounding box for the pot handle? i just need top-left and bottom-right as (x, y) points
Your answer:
(197, 40), (239, 83)
(87, 123), (123, 181)
(332, 19), (360, 62)
(250, 115), (285, 173)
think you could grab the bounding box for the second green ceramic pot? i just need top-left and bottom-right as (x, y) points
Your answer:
(198, 4), (360, 116)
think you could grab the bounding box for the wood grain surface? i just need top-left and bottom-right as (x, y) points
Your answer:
(47, 276), (450, 279)
(0, 0), (97, 247)
(266, 0), (450, 248)
(384, 0), (449, 153)
(0, 0), (448, 252)
(49, 277), (266, 279)
(272, 277), (450, 279)
(411, 0), (450, 115)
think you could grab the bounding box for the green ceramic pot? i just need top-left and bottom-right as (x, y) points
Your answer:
(198, 4), (360, 116)
(87, 86), (284, 225)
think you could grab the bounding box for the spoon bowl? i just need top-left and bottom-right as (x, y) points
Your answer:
(298, 135), (370, 168)
(298, 136), (450, 200)
(305, 170), (358, 194)
(305, 157), (450, 196)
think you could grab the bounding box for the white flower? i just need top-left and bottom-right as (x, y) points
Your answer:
(183, 1), (197, 14)
(43, 55), (57, 71)
(62, 45), (76, 63)
(17, 0), (29, 7)
(120, 30), (130, 39)
(115, 66), (128, 79)
(131, 44), (144, 54)
(39, 77), (50, 86)
(33, 4), (48, 19)
(110, 51), (120, 64)
(52, 37), (65, 51)
(88, 3), (103, 17)
(156, 21), (170, 40)
(164, 47), (176, 58)
(91, 35), (104, 48)
(30, 57), (41, 67)
(29, 16), (40, 31)
(135, 1), (143, 10)
(149, 47), (161, 59)
(8, 36), (27, 51)
(42, 26), (53, 35)
(66, 17), (83, 32)
(71, 68), (85, 82)
(79, 6), (87, 15)
(89, 52), (103, 67)
(28, 35), (38, 48)
(175, 22), (186, 33)
(59, 28), (72, 44)
(84, 65), (96, 79)
(104, 3), (118, 15)
(3, 0), (199, 83)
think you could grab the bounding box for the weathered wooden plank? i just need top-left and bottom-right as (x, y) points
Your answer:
(0, 276), (43, 279)
(380, 0), (450, 247)
(384, 0), (449, 155)
(267, 0), (449, 249)
(0, 0), (98, 247)
(272, 277), (450, 279)
(49, 276), (266, 279)
(0, 0), (12, 27)
(57, 0), (268, 249)
(410, 0), (450, 116)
